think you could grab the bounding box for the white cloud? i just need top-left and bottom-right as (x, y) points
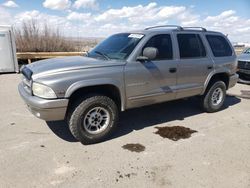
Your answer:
(14, 10), (71, 31)
(198, 10), (247, 42)
(158, 6), (186, 18)
(15, 10), (40, 21)
(177, 9), (200, 26)
(2, 1), (19, 8)
(73, 0), (98, 10)
(67, 12), (91, 21)
(0, 7), (12, 25)
(43, 0), (71, 10)
(94, 3), (189, 26)
(1, 2), (250, 42)
(204, 10), (236, 23)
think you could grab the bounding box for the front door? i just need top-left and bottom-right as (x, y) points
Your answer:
(125, 34), (177, 109)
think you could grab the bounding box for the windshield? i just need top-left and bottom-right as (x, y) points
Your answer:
(243, 48), (250, 54)
(88, 33), (144, 60)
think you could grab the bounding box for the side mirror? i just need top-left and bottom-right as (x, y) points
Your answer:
(137, 47), (158, 62)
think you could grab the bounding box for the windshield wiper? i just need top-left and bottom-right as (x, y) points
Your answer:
(94, 51), (110, 60)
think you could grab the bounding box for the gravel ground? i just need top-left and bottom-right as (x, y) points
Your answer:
(0, 73), (250, 188)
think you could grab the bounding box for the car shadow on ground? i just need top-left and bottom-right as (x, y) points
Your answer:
(46, 96), (241, 143)
(46, 121), (77, 142)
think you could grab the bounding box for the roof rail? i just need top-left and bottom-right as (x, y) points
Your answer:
(145, 25), (183, 31)
(183, 27), (207, 31)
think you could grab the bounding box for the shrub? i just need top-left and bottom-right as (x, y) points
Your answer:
(15, 20), (76, 52)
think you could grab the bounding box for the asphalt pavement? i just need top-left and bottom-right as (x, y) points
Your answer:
(0, 73), (250, 188)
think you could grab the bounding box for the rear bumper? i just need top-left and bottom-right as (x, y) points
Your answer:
(18, 83), (69, 121)
(228, 74), (239, 89)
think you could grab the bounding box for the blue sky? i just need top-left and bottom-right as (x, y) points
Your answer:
(4, 0), (250, 16)
(0, 0), (250, 42)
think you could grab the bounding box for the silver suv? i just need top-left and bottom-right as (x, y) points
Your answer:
(18, 25), (238, 144)
(237, 48), (250, 83)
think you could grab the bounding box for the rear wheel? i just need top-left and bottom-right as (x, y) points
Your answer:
(67, 95), (119, 144)
(202, 81), (226, 113)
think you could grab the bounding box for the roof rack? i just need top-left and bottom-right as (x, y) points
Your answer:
(183, 27), (207, 31)
(145, 25), (183, 31)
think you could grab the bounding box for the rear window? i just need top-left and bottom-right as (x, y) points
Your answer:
(177, 34), (206, 59)
(206, 35), (233, 57)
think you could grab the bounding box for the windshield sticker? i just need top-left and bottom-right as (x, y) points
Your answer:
(128, 34), (144, 39)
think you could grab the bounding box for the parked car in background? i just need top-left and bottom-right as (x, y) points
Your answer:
(237, 48), (250, 84)
(19, 25), (238, 144)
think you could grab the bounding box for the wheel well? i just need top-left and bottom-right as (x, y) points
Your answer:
(207, 73), (229, 89)
(68, 85), (122, 110)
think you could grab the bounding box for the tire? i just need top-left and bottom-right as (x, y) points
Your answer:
(202, 81), (226, 113)
(67, 95), (119, 144)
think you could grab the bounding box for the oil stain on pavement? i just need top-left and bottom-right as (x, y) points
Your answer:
(122, 143), (145, 152)
(154, 126), (197, 141)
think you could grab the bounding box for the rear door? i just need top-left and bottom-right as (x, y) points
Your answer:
(125, 33), (178, 109)
(174, 32), (213, 99)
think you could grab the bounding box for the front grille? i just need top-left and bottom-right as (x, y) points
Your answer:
(22, 75), (32, 94)
(20, 66), (33, 95)
(238, 61), (250, 70)
(21, 66), (33, 80)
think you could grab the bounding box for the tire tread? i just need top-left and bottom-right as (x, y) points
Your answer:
(67, 95), (118, 144)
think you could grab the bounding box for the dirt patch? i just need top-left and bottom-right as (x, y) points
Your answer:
(154, 126), (197, 141)
(115, 171), (137, 183)
(122, 143), (145, 153)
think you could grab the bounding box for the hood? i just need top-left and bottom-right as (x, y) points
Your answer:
(237, 53), (250, 62)
(26, 56), (125, 78)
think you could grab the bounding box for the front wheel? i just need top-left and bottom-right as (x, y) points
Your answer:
(202, 81), (226, 113)
(67, 95), (119, 144)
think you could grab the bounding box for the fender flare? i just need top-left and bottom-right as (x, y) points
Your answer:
(202, 70), (230, 95)
(65, 78), (126, 111)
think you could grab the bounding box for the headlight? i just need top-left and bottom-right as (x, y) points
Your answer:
(32, 82), (57, 99)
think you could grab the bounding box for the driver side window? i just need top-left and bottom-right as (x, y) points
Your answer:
(143, 34), (173, 60)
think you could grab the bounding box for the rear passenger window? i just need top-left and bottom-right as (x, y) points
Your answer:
(206, 35), (232, 57)
(177, 34), (206, 58)
(143, 34), (173, 60)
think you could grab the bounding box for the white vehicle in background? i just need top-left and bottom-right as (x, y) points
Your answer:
(0, 25), (18, 73)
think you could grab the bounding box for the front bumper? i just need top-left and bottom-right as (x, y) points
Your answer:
(18, 83), (69, 121)
(238, 69), (250, 76)
(237, 69), (250, 84)
(228, 73), (239, 89)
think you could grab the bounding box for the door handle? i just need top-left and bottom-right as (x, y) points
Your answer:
(169, 68), (177, 73)
(207, 65), (213, 70)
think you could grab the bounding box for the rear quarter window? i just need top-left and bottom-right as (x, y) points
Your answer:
(206, 35), (233, 57)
